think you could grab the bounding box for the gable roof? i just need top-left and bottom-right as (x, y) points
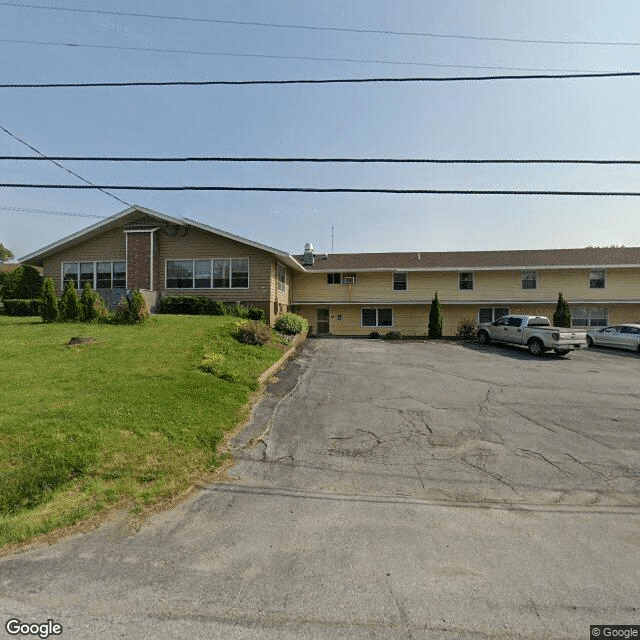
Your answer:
(297, 246), (640, 272)
(19, 205), (306, 272)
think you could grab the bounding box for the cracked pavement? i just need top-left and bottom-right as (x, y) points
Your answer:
(1, 339), (639, 639)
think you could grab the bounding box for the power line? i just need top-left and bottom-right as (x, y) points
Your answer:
(3, 155), (640, 164)
(0, 124), (131, 207)
(3, 184), (640, 196)
(2, 71), (639, 89)
(0, 204), (104, 218)
(0, 38), (591, 73)
(1, 2), (639, 47)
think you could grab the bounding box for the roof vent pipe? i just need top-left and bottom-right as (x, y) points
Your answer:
(303, 242), (315, 266)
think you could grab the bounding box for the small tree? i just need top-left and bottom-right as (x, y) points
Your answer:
(40, 277), (59, 323)
(80, 282), (108, 322)
(0, 243), (13, 263)
(0, 265), (42, 300)
(428, 291), (443, 339)
(59, 280), (81, 321)
(553, 292), (571, 328)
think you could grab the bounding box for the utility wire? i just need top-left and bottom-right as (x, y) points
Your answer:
(0, 204), (104, 218)
(0, 38), (591, 73)
(1, 2), (638, 47)
(3, 184), (640, 196)
(3, 155), (640, 164)
(0, 124), (130, 207)
(2, 71), (639, 89)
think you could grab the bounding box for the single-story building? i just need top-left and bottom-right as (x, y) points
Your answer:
(19, 205), (305, 325)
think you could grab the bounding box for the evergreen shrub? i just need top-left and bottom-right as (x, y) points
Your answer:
(59, 280), (81, 322)
(428, 291), (443, 339)
(0, 265), (42, 300)
(40, 277), (59, 323)
(274, 312), (308, 335)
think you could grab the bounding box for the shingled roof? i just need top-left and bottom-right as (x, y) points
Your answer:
(296, 246), (640, 271)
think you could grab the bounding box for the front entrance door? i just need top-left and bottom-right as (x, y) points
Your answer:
(316, 308), (330, 335)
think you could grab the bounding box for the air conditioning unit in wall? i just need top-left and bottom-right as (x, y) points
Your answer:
(344, 276), (356, 284)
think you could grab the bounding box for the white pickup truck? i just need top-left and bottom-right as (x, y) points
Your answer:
(477, 314), (587, 356)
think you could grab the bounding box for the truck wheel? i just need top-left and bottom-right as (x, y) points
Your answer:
(586, 336), (594, 348)
(477, 330), (490, 345)
(528, 338), (545, 356)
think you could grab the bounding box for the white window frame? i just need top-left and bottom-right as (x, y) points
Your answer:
(393, 272), (408, 291)
(277, 264), (286, 293)
(61, 260), (126, 290)
(361, 307), (393, 328)
(521, 270), (538, 290)
(478, 307), (510, 324)
(571, 307), (608, 327)
(589, 268), (606, 289)
(458, 271), (474, 291)
(165, 258), (250, 290)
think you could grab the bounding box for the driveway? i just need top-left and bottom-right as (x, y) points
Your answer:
(1, 339), (639, 639)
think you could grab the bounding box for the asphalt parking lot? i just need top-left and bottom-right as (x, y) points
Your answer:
(1, 338), (639, 639)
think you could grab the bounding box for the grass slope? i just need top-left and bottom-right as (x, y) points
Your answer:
(0, 315), (287, 547)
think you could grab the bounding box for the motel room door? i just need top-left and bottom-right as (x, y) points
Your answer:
(316, 308), (330, 335)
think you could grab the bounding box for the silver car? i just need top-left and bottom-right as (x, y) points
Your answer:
(586, 323), (640, 353)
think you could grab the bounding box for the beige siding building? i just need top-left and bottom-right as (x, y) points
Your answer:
(20, 206), (304, 325)
(291, 247), (640, 336)
(20, 205), (640, 334)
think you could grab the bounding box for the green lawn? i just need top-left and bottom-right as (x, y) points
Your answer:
(0, 314), (288, 547)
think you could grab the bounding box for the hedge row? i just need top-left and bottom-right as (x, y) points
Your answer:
(2, 299), (42, 316)
(159, 295), (265, 321)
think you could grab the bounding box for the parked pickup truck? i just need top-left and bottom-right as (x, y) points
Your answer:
(477, 315), (587, 356)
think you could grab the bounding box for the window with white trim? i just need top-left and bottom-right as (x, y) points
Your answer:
(589, 268), (605, 289)
(166, 258), (249, 289)
(571, 307), (607, 327)
(521, 270), (537, 290)
(327, 273), (341, 285)
(479, 307), (509, 324)
(62, 261), (126, 289)
(361, 307), (393, 327)
(393, 272), (407, 291)
(459, 272), (474, 290)
(277, 264), (286, 293)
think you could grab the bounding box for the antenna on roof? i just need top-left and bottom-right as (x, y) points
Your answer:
(331, 225), (335, 253)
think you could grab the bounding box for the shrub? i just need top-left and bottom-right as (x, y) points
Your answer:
(236, 320), (272, 346)
(113, 291), (149, 324)
(224, 302), (249, 318)
(80, 283), (108, 322)
(159, 295), (211, 315)
(384, 330), (402, 340)
(274, 312), (308, 335)
(553, 292), (571, 328)
(428, 291), (443, 339)
(369, 331), (380, 339)
(0, 265), (42, 300)
(2, 299), (42, 316)
(456, 318), (478, 340)
(247, 306), (266, 322)
(210, 300), (226, 316)
(59, 280), (81, 322)
(40, 277), (59, 323)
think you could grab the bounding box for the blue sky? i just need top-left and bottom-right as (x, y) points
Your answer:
(2, 0), (640, 259)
